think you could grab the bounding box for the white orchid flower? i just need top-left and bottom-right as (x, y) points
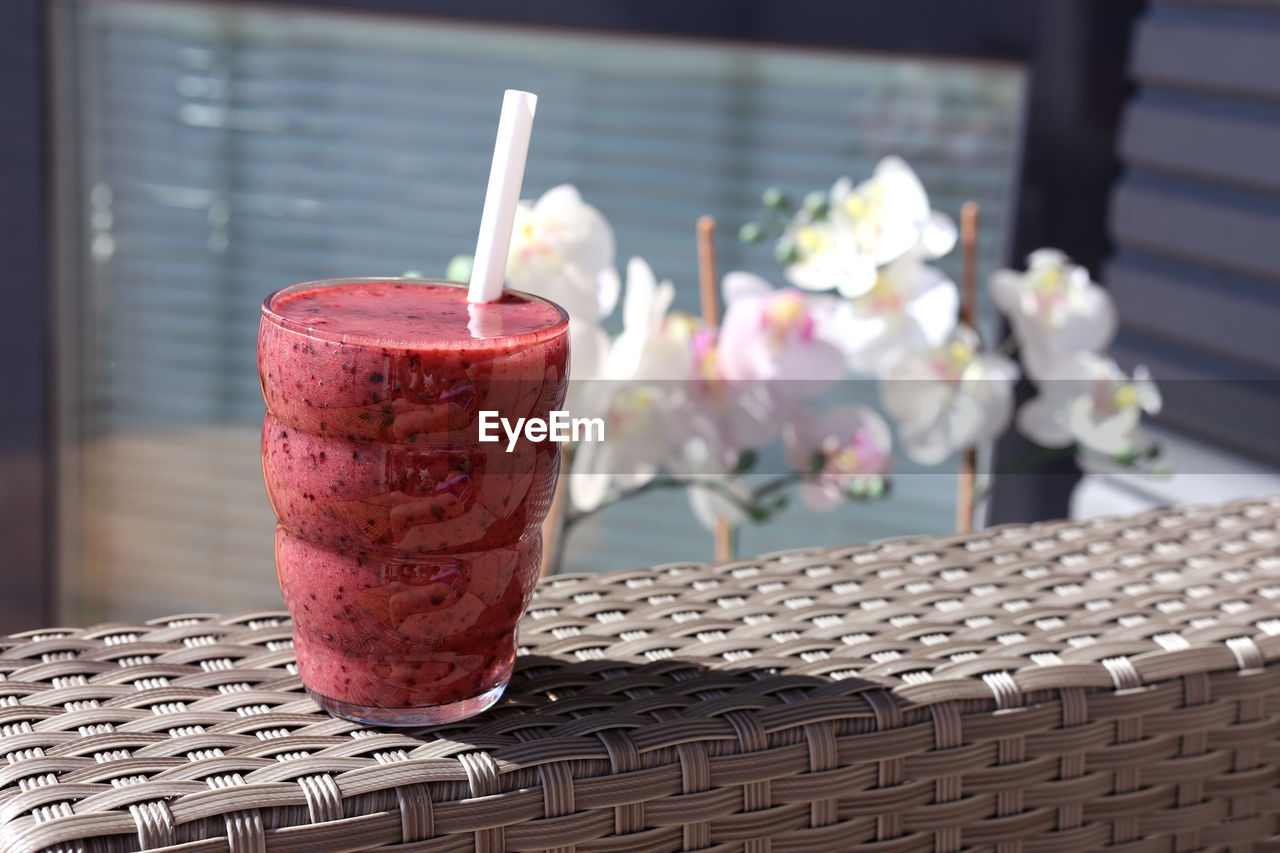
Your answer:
(568, 258), (692, 512)
(672, 322), (781, 472)
(677, 425), (756, 534)
(1017, 352), (1161, 457)
(784, 405), (892, 510)
(601, 257), (683, 382)
(829, 156), (957, 263)
(878, 325), (1019, 465)
(715, 272), (845, 388)
(990, 249), (1117, 382)
(780, 157), (955, 298)
(507, 184), (617, 318)
(507, 185), (618, 384)
(828, 255), (959, 375)
(781, 216), (878, 298)
(568, 384), (678, 512)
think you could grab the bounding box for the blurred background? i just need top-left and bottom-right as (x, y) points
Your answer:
(2, 0), (1277, 630)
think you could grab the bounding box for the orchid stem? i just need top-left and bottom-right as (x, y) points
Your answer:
(751, 473), (805, 501)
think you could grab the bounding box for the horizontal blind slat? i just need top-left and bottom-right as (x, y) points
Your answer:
(1131, 8), (1280, 100)
(1119, 98), (1280, 193)
(1108, 179), (1280, 284)
(1107, 254), (1280, 373)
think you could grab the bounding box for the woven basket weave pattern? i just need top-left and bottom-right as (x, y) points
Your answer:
(1, 497), (1278, 852)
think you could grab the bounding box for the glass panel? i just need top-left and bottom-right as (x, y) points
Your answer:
(55, 0), (1026, 622)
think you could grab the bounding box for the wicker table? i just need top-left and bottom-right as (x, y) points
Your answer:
(2, 498), (1279, 853)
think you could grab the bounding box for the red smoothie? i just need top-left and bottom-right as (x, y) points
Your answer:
(258, 278), (569, 725)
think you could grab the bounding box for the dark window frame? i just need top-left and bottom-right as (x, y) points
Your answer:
(1, 0), (1141, 630)
(1, 0), (52, 632)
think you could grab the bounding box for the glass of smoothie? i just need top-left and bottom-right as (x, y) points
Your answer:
(258, 277), (569, 725)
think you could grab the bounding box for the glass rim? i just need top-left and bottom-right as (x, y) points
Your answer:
(260, 276), (570, 349)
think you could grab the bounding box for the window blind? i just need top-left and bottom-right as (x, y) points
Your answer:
(1107, 0), (1280, 465)
(57, 0), (1026, 623)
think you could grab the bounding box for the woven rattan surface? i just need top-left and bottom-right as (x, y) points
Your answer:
(3, 497), (1280, 853)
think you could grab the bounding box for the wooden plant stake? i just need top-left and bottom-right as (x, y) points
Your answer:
(697, 215), (735, 562)
(956, 201), (979, 535)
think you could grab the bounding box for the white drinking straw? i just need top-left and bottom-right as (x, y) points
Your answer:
(468, 89), (538, 303)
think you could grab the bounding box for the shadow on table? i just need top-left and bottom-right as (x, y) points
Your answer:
(391, 652), (891, 744)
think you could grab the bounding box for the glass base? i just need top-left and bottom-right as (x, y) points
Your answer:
(307, 681), (507, 727)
